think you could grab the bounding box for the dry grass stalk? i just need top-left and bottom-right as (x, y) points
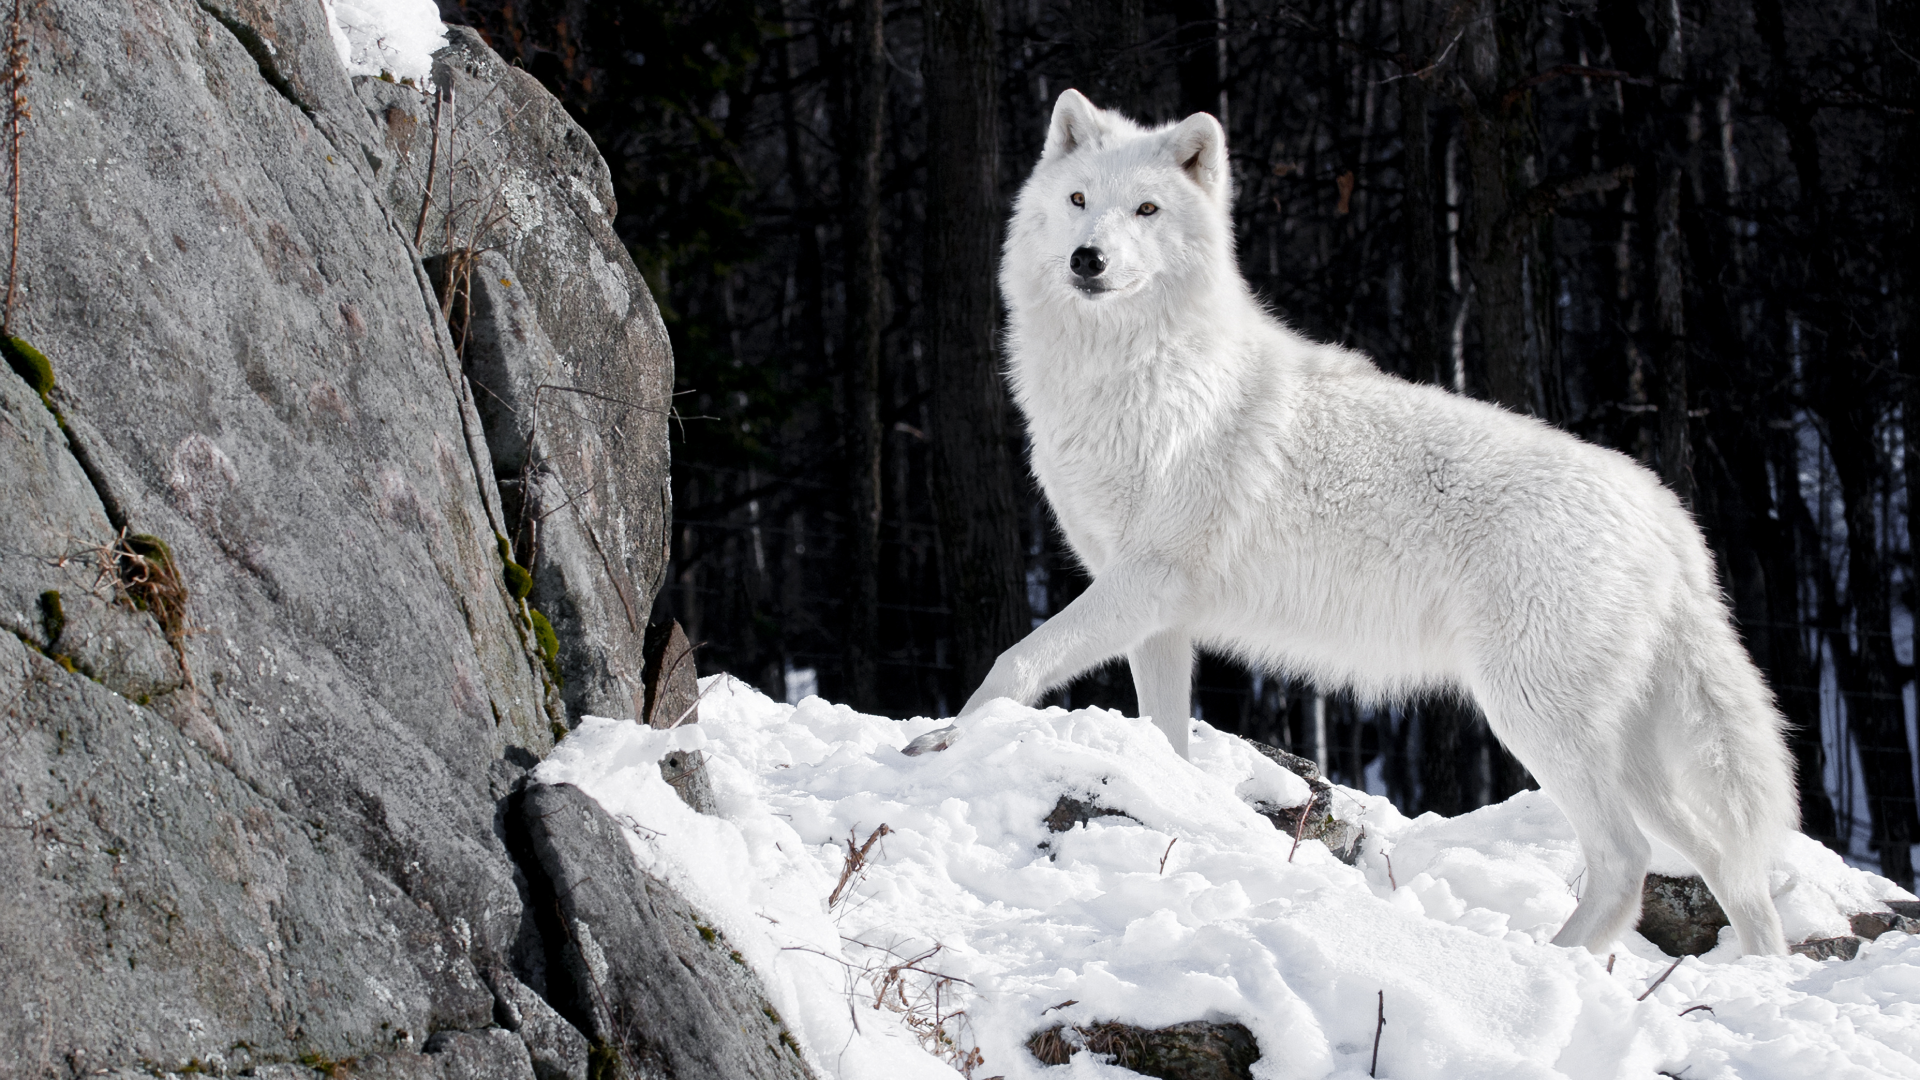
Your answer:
(846, 936), (984, 1077)
(68, 528), (191, 650)
(828, 822), (892, 908)
(411, 84), (445, 249)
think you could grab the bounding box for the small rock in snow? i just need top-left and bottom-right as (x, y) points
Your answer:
(1848, 909), (1920, 941)
(1790, 935), (1866, 961)
(901, 724), (959, 756)
(1637, 873), (1730, 956)
(1027, 1020), (1260, 1080)
(1043, 793), (1137, 833)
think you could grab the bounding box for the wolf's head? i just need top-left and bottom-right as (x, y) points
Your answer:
(1003, 89), (1233, 318)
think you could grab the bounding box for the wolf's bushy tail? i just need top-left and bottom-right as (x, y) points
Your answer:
(1672, 606), (1799, 841)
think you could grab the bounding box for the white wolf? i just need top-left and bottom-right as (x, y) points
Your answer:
(960, 88), (1796, 956)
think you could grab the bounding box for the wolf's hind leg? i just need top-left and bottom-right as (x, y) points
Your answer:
(1641, 805), (1788, 956)
(1128, 629), (1193, 757)
(1547, 781), (1653, 952)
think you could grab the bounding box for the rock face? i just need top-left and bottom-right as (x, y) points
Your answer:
(509, 783), (811, 1080)
(0, 1), (789, 1075)
(362, 26), (672, 725)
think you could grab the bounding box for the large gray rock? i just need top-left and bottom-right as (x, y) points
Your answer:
(0, 0), (746, 1074)
(360, 28), (673, 723)
(510, 783), (815, 1080)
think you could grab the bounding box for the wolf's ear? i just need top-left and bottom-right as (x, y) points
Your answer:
(1044, 89), (1104, 161)
(1169, 112), (1228, 200)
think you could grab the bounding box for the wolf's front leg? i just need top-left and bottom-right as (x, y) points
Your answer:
(1128, 629), (1194, 757)
(959, 559), (1181, 717)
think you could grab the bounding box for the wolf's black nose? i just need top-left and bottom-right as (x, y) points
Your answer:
(1070, 246), (1107, 279)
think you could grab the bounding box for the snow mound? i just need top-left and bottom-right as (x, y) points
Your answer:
(534, 677), (1920, 1080)
(321, 0), (446, 87)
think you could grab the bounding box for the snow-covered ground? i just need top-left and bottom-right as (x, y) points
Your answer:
(535, 677), (1920, 1080)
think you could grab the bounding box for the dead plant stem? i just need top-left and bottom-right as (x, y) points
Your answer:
(412, 85), (444, 249)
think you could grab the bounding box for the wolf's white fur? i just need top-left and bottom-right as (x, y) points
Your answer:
(963, 89), (1797, 956)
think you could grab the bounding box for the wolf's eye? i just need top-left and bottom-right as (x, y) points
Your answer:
(1137, 202), (1159, 216)
(1070, 192), (1086, 208)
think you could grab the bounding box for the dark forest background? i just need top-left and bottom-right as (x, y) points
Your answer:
(436, 0), (1920, 888)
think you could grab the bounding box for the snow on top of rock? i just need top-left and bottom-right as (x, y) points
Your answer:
(321, 0), (447, 88)
(537, 678), (1920, 1080)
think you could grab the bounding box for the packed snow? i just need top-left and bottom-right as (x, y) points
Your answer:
(534, 677), (1920, 1080)
(320, 0), (446, 87)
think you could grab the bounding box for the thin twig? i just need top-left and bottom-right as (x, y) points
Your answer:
(1287, 800), (1312, 863)
(1158, 836), (1177, 874)
(1498, 64), (1652, 111)
(1370, 990), (1385, 1078)
(1677, 1004), (1714, 1017)
(412, 86), (444, 248)
(1638, 957), (1684, 1001)
(828, 823), (892, 907)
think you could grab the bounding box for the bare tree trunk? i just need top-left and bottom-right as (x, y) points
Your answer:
(1826, 386), (1918, 889)
(1455, 0), (1544, 417)
(1399, 0), (1444, 384)
(1888, 0), (1920, 879)
(1765, 427), (1841, 846)
(841, 0), (886, 712)
(1757, 0), (1916, 888)
(1172, 0), (1225, 121)
(1071, 0), (1146, 114)
(924, 0), (1027, 700)
(1651, 0), (1693, 505)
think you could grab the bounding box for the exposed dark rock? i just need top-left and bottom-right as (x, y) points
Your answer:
(643, 618), (717, 814)
(1886, 900), (1920, 919)
(1045, 793), (1140, 833)
(1637, 873), (1730, 956)
(1849, 909), (1920, 941)
(1791, 936), (1866, 961)
(1244, 742), (1364, 864)
(1248, 741), (1324, 782)
(509, 782), (816, 1080)
(902, 723), (960, 755)
(1027, 1020), (1261, 1080)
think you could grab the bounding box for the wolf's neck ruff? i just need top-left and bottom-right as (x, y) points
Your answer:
(967, 88), (1798, 958)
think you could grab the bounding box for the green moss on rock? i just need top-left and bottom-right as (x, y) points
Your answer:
(529, 607), (563, 687)
(496, 532), (534, 599)
(4, 335), (53, 406)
